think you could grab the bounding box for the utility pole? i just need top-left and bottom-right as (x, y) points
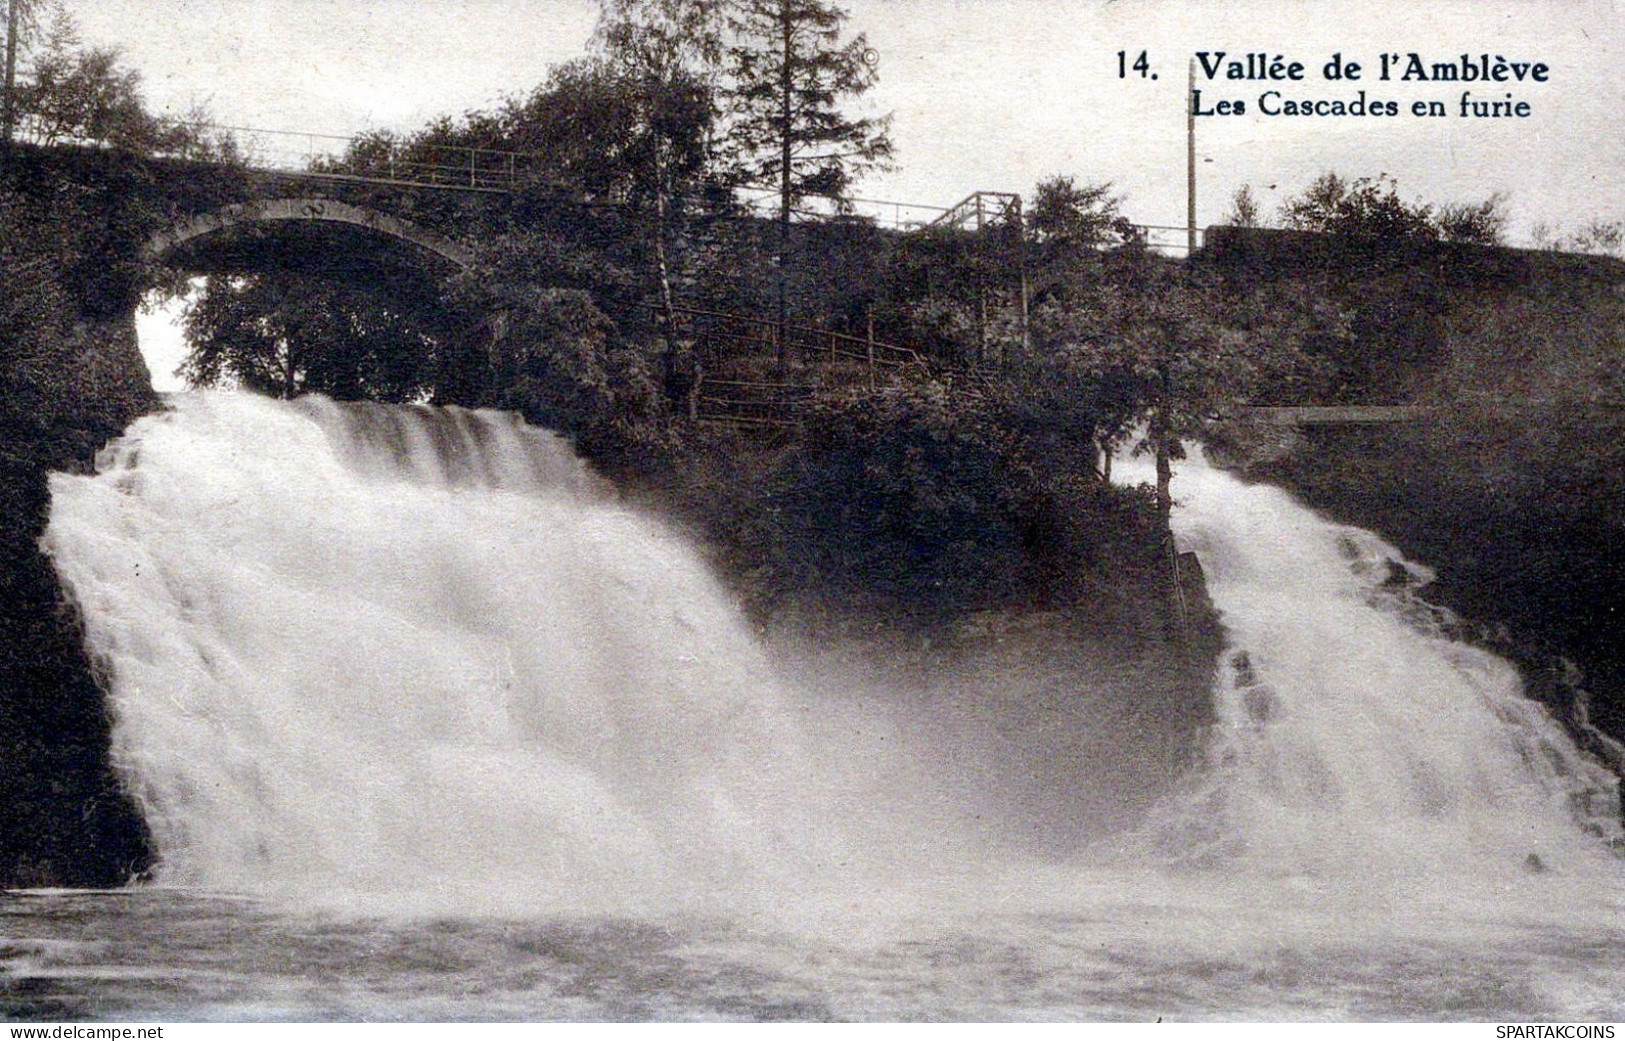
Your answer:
(1186, 57), (1197, 255)
(1017, 193), (1031, 359)
(2, 0), (21, 161)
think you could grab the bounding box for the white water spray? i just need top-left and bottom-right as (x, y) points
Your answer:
(41, 395), (1623, 927)
(43, 393), (865, 913)
(1114, 447), (1621, 889)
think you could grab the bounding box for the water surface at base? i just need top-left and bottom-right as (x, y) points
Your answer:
(5, 889), (1625, 1021)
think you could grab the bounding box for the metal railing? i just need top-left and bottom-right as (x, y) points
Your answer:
(158, 123), (537, 193)
(655, 303), (937, 427)
(665, 303), (928, 372)
(19, 115), (1207, 250)
(1132, 224), (1205, 256)
(929, 191), (1022, 233)
(731, 185), (952, 231)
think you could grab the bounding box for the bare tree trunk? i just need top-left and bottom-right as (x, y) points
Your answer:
(280, 342), (296, 400)
(654, 184), (676, 332)
(1151, 364), (1174, 538)
(1154, 426), (1173, 538)
(776, 0), (792, 366)
(652, 147), (681, 405)
(1149, 393), (1186, 637)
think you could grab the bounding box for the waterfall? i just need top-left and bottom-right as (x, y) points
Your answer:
(42, 392), (857, 914)
(1113, 448), (1621, 885)
(41, 394), (1622, 923)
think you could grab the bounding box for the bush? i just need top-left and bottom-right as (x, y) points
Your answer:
(757, 384), (1035, 621)
(483, 286), (674, 470)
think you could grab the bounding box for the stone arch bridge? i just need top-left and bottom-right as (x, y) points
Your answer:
(143, 196), (478, 272)
(2, 142), (524, 412)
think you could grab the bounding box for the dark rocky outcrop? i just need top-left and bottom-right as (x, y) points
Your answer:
(1, 311), (159, 886)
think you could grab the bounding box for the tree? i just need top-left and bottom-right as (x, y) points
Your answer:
(764, 384), (1034, 620)
(1434, 194), (1508, 245)
(1026, 176), (1132, 252)
(26, 43), (147, 147)
(8, 5), (212, 156)
(720, 0), (893, 352)
(496, 54), (717, 291)
(1280, 172), (1431, 239)
(504, 58), (711, 201)
(1280, 171), (1505, 245)
(316, 48), (719, 374)
(1024, 175), (1136, 304)
(579, 24), (718, 363)
(1224, 184), (1263, 228)
(883, 225), (1025, 365)
(595, 0), (726, 81)
(880, 175), (1132, 370)
(179, 274), (440, 402)
(1533, 218), (1623, 256)
(481, 284), (666, 457)
(1028, 248), (1339, 538)
(1, 0), (45, 150)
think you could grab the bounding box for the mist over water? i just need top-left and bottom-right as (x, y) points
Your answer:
(29, 392), (1625, 1018)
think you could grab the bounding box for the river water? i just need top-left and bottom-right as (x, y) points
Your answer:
(12, 392), (1624, 1021)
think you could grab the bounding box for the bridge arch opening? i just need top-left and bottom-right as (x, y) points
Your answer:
(135, 283), (199, 393)
(138, 198), (497, 400)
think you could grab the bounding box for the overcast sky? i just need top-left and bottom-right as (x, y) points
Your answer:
(63, 0), (1625, 385)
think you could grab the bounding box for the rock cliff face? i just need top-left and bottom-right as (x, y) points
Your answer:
(1, 310), (158, 886)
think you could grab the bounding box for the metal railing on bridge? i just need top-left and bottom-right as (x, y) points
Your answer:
(161, 123), (536, 193)
(72, 119), (1206, 251)
(160, 126), (1028, 231)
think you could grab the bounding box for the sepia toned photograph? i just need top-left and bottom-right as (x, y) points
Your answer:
(1, 0), (1623, 1024)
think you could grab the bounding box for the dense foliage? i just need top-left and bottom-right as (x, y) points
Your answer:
(11, 0), (1625, 893)
(3, 5), (232, 159)
(761, 386), (1035, 620)
(143, 5), (1546, 638)
(1256, 171), (1508, 245)
(0, 180), (156, 886)
(182, 0), (901, 394)
(647, 379), (1179, 642)
(179, 273), (443, 402)
(1240, 256), (1625, 742)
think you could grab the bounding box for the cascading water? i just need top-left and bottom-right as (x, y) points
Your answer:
(44, 396), (1625, 896)
(28, 393), (1625, 1018)
(42, 392), (876, 915)
(1111, 447), (1622, 894)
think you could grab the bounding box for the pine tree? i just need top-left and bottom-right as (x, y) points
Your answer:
(720, 0), (892, 354)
